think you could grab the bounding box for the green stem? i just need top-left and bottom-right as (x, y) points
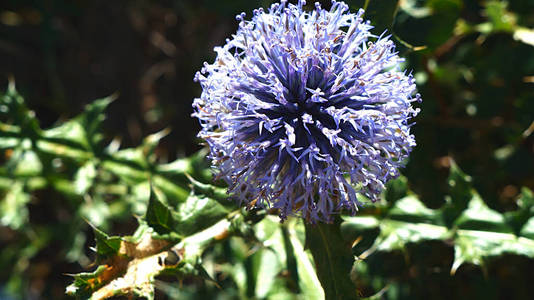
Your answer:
(305, 217), (358, 300)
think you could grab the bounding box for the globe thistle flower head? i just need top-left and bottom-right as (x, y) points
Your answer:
(193, 0), (420, 223)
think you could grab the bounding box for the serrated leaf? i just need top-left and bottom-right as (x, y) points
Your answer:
(454, 193), (512, 233)
(343, 183), (534, 277)
(109, 129), (170, 171)
(186, 175), (235, 209)
(92, 226), (122, 260)
(174, 194), (229, 236)
(66, 265), (110, 299)
(146, 187), (176, 235)
(504, 187), (533, 234)
(388, 195), (443, 224)
(232, 217), (320, 299)
(186, 148), (213, 182)
(0, 84), (41, 139)
(145, 186), (229, 238)
(375, 219), (449, 252)
(443, 159), (473, 226)
(101, 130), (171, 187)
(78, 96), (115, 147)
(344, 216), (448, 254)
(447, 159), (472, 206)
(141, 128), (170, 162)
(343, 196), (448, 253)
(42, 96), (114, 153)
(452, 230), (534, 274)
(42, 120), (91, 151)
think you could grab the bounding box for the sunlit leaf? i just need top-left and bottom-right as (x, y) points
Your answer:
(344, 196), (449, 253)
(452, 230), (534, 274)
(0, 136), (19, 149)
(454, 193), (512, 233)
(7, 148), (42, 177)
(146, 187), (176, 235)
(388, 195), (443, 224)
(504, 187), (534, 234)
(484, 0), (517, 32)
(514, 27), (534, 47)
(42, 96), (114, 152)
(520, 217), (534, 239)
(78, 96), (116, 147)
(42, 120), (91, 151)
(91, 226), (122, 260)
(74, 161), (97, 195)
(0, 182), (30, 229)
(0, 83), (41, 138)
(174, 194), (229, 236)
(288, 220), (325, 300)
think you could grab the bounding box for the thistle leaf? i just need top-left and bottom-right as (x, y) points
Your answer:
(91, 226), (122, 261)
(145, 187), (176, 235)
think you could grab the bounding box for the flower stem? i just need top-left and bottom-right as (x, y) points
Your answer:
(305, 217), (358, 300)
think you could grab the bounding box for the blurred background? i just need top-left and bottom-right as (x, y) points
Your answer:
(0, 0), (533, 299)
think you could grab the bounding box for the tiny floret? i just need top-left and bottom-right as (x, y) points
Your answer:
(193, 0), (420, 222)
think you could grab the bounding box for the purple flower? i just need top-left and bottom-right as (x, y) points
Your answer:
(193, 0), (420, 222)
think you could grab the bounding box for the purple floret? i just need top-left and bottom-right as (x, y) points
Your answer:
(193, 0), (420, 222)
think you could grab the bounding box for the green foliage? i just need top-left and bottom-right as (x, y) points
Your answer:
(2, 82), (534, 299)
(0, 84), (327, 300)
(1, 0), (534, 299)
(91, 226), (122, 261)
(0, 83), (220, 298)
(343, 164), (534, 297)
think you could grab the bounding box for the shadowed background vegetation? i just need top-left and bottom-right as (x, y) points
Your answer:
(0, 0), (533, 299)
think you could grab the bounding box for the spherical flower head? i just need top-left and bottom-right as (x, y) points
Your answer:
(193, 0), (420, 223)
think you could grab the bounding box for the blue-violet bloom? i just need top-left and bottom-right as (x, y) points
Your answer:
(193, 0), (420, 222)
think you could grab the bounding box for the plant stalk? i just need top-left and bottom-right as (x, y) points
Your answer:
(305, 217), (359, 300)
